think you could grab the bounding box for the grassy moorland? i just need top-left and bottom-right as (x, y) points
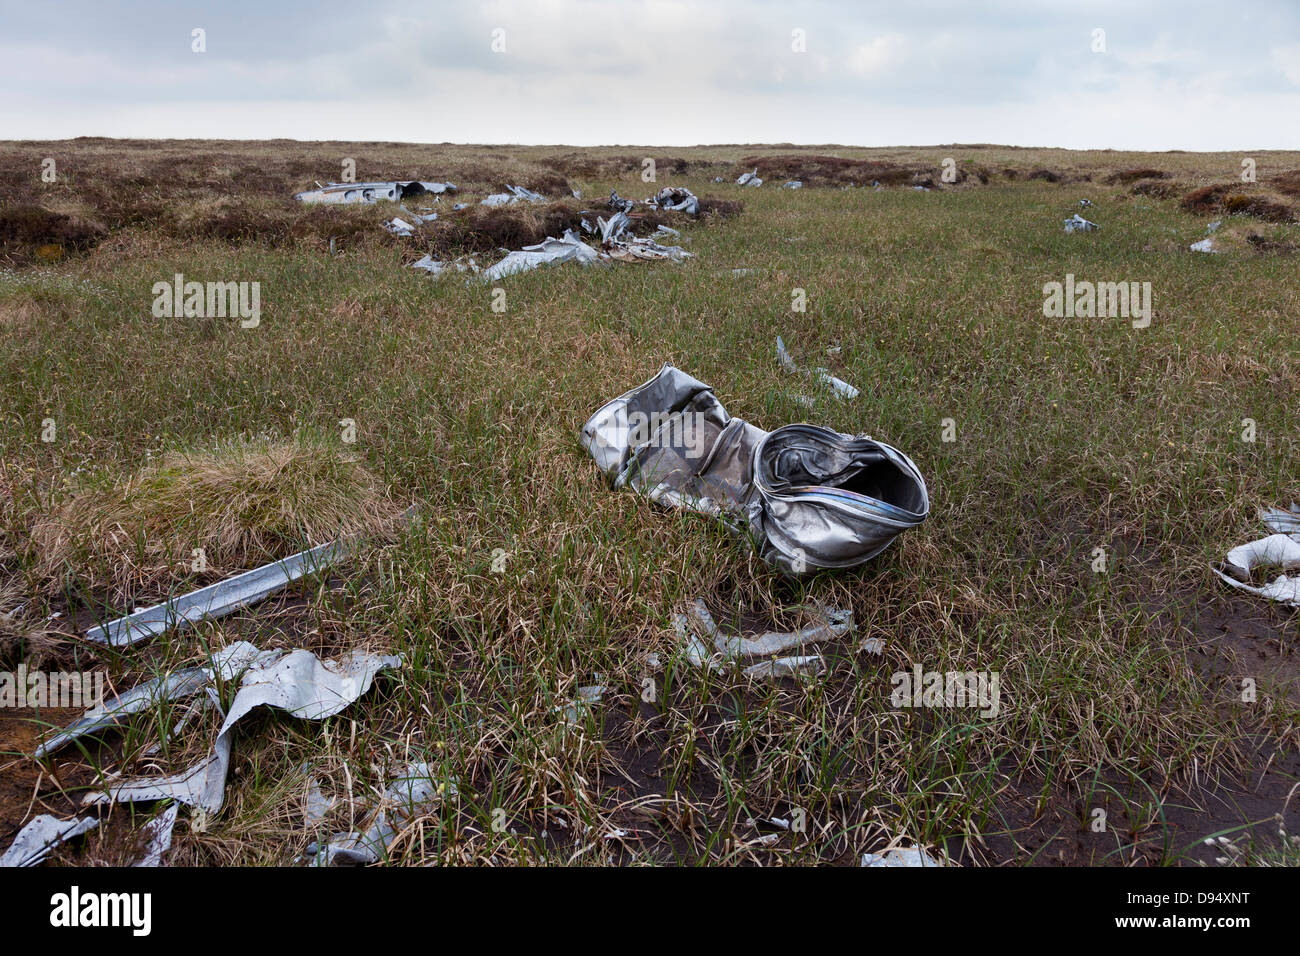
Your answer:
(0, 140), (1298, 865)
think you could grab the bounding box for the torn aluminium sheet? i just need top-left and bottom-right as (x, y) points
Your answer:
(383, 217), (417, 237)
(1214, 506), (1300, 607)
(678, 599), (852, 664)
(481, 184), (545, 207)
(737, 168), (763, 187)
(85, 539), (345, 647)
(0, 814), (99, 867)
(36, 641), (273, 759)
(474, 223), (691, 281)
(861, 845), (943, 867)
(776, 336), (859, 400)
(479, 230), (602, 281)
(1064, 214), (1099, 234)
(411, 254), (479, 276)
(556, 683), (607, 724)
(133, 804), (179, 867)
(78, 648), (402, 814)
(295, 182), (457, 204)
(581, 365), (928, 575)
(303, 762), (455, 865)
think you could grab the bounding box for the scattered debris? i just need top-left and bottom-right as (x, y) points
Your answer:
(303, 763), (455, 865)
(606, 236), (693, 263)
(0, 814), (99, 867)
(481, 184), (546, 207)
(581, 365), (928, 575)
(861, 845), (943, 867)
(776, 336), (860, 400)
(479, 229), (603, 281)
(295, 182), (457, 204)
(649, 186), (699, 215)
(1214, 505), (1300, 607)
(410, 254), (479, 276)
(36, 641), (271, 758)
(1063, 214), (1099, 234)
(742, 655), (825, 681)
(76, 647), (402, 813)
(557, 683), (607, 724)
(782, 181), (803, 189)
(133, 804), (179, 867)
(1191, 220), (1223, 253)
(383, 217), (417, 237)
(654, 224), (682, 240)
(303, 770), (335, 825)
(859, 636), (886, 655)
(736, 168), (763, 187)
(1079, 198), (1093, 208)
(85, 539), (346, 647)
(678, 599), (852, 669)
(598, 211), (630, 244)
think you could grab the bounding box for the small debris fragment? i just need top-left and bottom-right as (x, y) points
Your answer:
(85, 539), (347, 647)
(861, 845), (943, 867)
(295, 181), (456, 204)
(0, 815), (99, 868)
(1064, 214), (1099, 234)
(776, 336), (859, 400)
(481, 184), (546, 206)
(133, 804), (179, 867)
(304, 763), (456, 865)
(742, 655), (825, 681)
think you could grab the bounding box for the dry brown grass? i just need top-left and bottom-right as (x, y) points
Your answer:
(1182, 184), (1297, 222)
(28, 432), (402, 604)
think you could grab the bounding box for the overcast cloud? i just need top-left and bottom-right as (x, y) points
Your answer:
(2, 0), (1297, 148)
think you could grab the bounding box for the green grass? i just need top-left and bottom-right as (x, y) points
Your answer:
(1, 142), (1298, 865)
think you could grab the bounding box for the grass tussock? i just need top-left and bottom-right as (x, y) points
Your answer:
(739, 153), (927, 187)
(0, 204), (107, 264)
(1182, 184), (1297, 222)
(1106, 167), (1170, 184)
(28, 432), (401, 604)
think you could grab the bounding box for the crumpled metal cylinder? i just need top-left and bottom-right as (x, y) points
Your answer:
(580, 365), (928, 575)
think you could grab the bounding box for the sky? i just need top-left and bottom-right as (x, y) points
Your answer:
(2, 0), (1298, 149)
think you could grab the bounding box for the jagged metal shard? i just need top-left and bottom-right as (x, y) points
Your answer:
(649, 186), (699, 214)
(0, 815), (99, 868)
(80, 648), (402, 813)
(36, 641), (271, 759)
(481, 184), (546, 207)
(776, 336), (859, 400)
(85, 540), (345, 647)
(304, 762), (455, 865)
(479, 230), (603, 281)
(581, 365), (928, 575)
(295, 181), (457, 204)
